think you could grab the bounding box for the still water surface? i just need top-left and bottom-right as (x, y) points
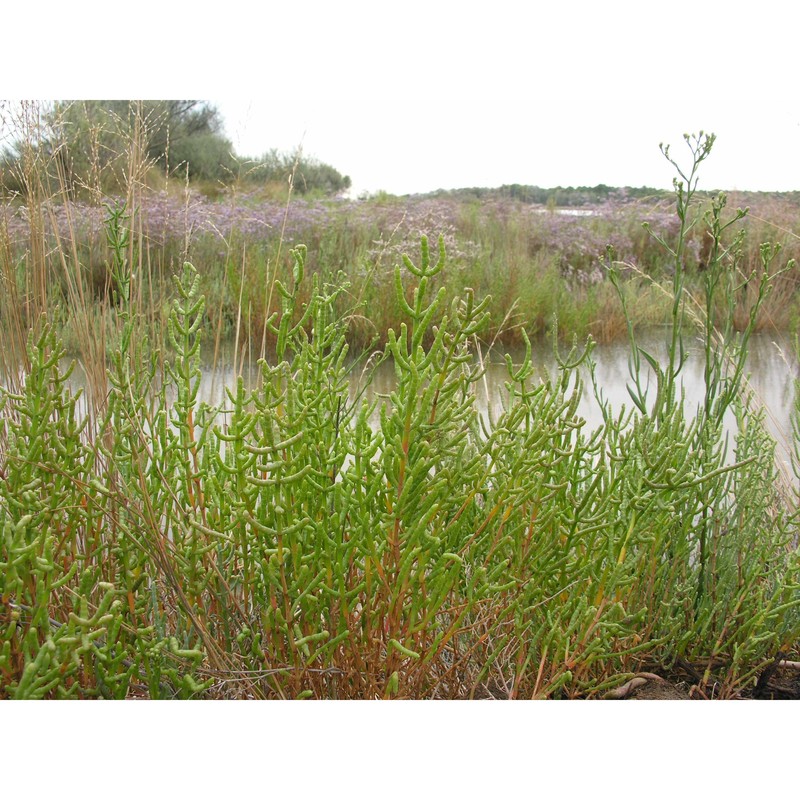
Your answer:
(190, 331), (799, 472)
(50, 331), (798, 475)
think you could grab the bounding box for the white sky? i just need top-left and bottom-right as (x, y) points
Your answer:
(5, 1), (800, 196)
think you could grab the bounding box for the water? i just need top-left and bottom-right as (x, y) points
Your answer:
(192, 330), (800, 471)
(33, 330), (800, 476)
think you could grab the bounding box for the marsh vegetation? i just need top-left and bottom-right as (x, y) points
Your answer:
(1, 104), (798, 698)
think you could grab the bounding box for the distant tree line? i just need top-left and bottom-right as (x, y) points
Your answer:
(423, 183), (800, 208)
(0, 100), (351, 198)
(424, 183), (671, 206)
(500, 183), (663, 205)
(244, 148), (352, 196)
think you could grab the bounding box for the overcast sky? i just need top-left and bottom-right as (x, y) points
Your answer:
(6, 1), (800, 196)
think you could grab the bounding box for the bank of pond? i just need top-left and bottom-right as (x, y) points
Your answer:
(1, 261), (798, 699)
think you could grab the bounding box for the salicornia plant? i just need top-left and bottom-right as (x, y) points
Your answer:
(1, 135), (798, 699)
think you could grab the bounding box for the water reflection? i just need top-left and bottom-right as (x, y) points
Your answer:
(201, 331), (798, 471)
(47, 331), (799, 472)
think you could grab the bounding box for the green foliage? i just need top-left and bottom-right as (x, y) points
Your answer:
(1, 102), (351, 199)
(1, 101), (236, 195)
(241, 148), (351, 196)
(1, 135), (799, 699)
